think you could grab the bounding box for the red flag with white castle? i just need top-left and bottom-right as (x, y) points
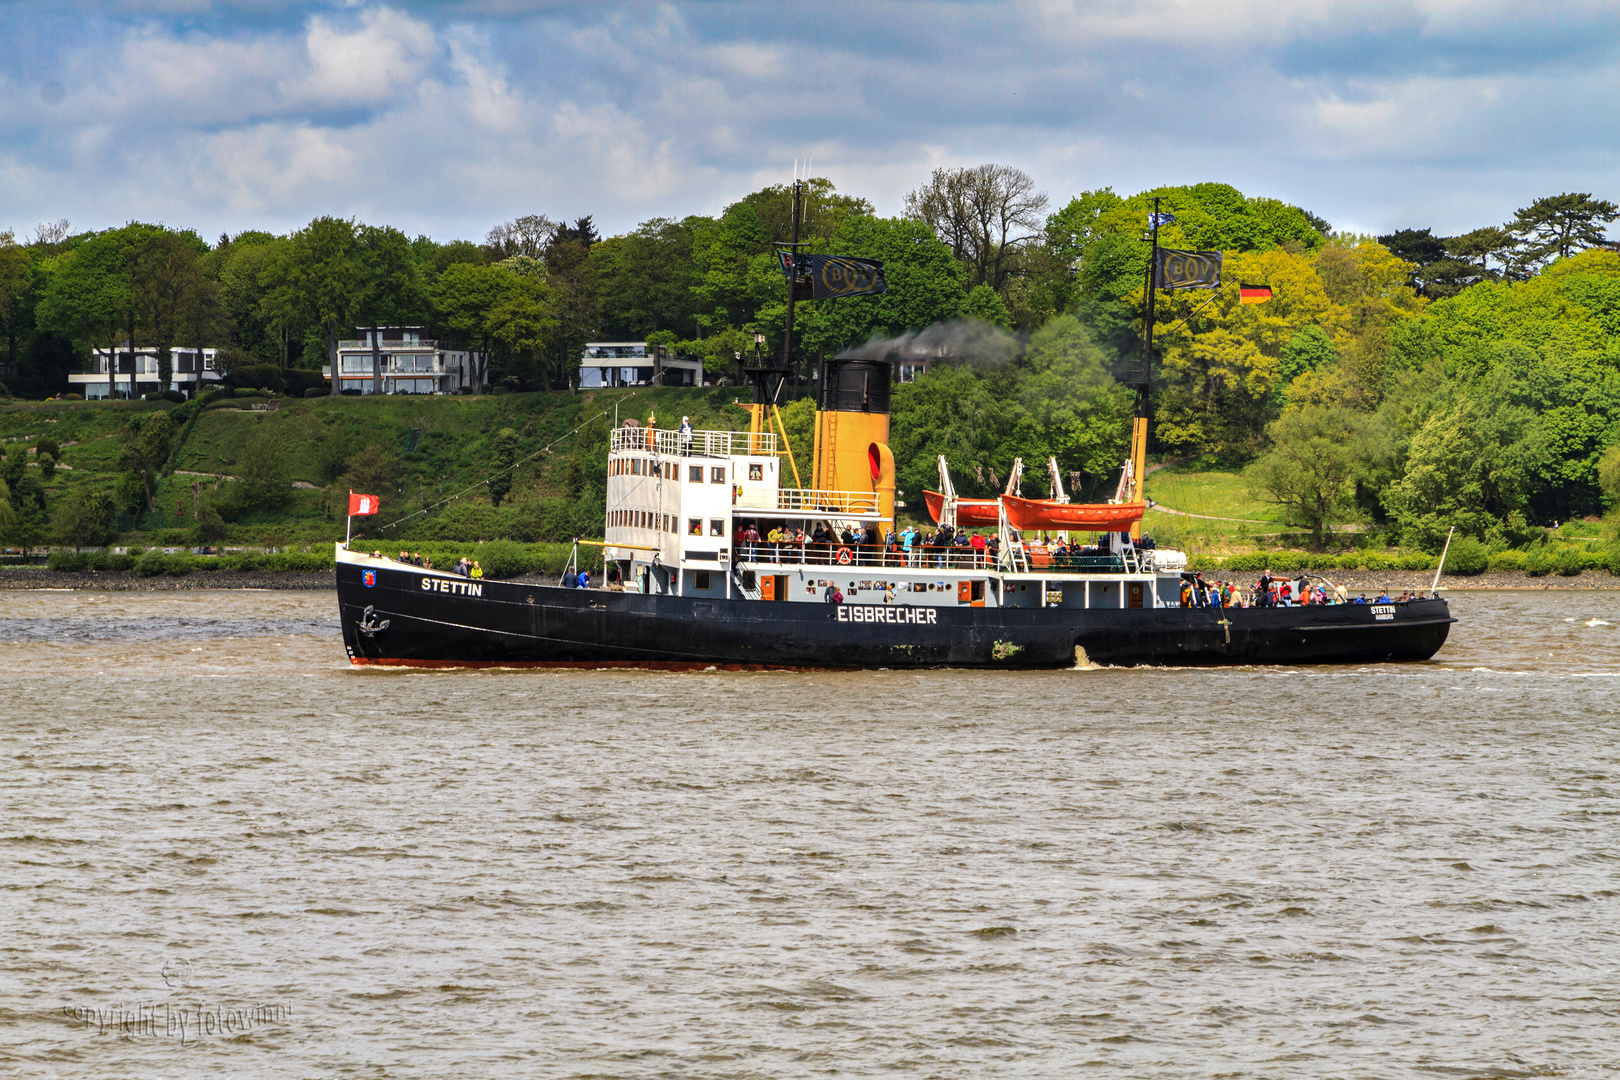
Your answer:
(348, 492), (379, 516)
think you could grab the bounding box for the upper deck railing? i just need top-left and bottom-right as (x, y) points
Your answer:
(610, 427), (776, 458)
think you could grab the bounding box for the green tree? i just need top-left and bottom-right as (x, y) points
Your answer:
(1277, 325), (1337, 385)
(964, 284), (1012, 329)
(1045, 188), (1124, 270)
(356, 224), (429, 395)
(262, 217), (359, 374)
(52, 487), (115, 550)
(214, 231), (290, 364)
(1017, 314), (1132, 494)
(1245, 406), (1366, 551)
(541, 234), (600, 388)
(0, 443), (24, 488)
(1, 489), (46, 555)
(118, 412), (175, 512)
(487, 427), (519, 507)
(131, 231), (219, 394)
(796, 216), (967, 359)
(35, 223), (167, 399)
(591, 217), (703, 340)
(235, 426), (291, 510)
(1509, 192), (1620, 267)
(0, 231), (36, 378)
(338, 444), (400, 510)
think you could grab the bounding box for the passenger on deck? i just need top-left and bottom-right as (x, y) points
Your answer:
(577, 569), (591, 588)
(471, 561), (483, 580)
(562, 566), (578, 588)
(678, 416), (693, 455)
(970, 531), (988, 566)
(1377, 590), (1391, 603)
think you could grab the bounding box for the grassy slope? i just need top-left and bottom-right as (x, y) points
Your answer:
(1, 388), (759, 546)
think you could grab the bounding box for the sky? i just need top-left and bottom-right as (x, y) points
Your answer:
(2, 0), (1618, 245)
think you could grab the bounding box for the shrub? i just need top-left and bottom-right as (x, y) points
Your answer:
(47, 550), (87, 572)
(133, 550), (171, 577)
(1555, 547), (1584, 576)
(258, 551), (334, 572)
(341, 388), (362, 396)
(281, 369), (326, 396)
(64, 393), (82, 400)
(1442, 535), (1489, 575)
(474, 539), (530, 579)
(1524, 545), (1554, 576)
(35, 438), (60, 459)
(1361, 552), (1389, 571)
(191, 504), (228, 544)
(84, 549), (135, 572)
(1488, 549), (1527, 572)
(1395, 553), (1435, 571)
(162, 389), (186, 403)
(223, 363), (285, 393)
(1220, 553), (1268, 572)
(303, 386), (330, 398)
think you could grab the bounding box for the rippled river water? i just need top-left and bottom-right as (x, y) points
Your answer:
(3, 589), (1618, 1078)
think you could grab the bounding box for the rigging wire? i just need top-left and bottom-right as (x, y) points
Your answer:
(361, 390), (643, 538)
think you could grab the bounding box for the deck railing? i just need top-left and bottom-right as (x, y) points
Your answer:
(610, 427), (776, 458)
(736, 543), (1151, 574)
(771, 488), (881, 515)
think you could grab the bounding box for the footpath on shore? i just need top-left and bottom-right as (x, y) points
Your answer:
(1, 568), (1617, 592)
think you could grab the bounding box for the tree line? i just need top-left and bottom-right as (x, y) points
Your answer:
(1, 174), (1616, 553)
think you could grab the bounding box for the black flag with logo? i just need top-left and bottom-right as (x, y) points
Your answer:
(1154, 248), (1223, 291)
(778, 251), (888, 299)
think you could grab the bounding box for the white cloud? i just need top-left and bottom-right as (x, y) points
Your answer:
(1, 0), (1618, 243)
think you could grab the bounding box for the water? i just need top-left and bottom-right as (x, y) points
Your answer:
(3, 590), (1618, 1078)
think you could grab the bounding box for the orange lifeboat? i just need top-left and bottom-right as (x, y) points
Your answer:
(1001, 495), (1146, 533)
(923, 490), (1001, 528)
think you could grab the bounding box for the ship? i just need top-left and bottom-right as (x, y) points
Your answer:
(335, 192), (1454, 669)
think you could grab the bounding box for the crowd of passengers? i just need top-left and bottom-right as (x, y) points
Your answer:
(735, 522), (1161, 569)
(384, 550), (485, 579)
(1180, 569), (1429, 607)
(736, 522), (1007, 566)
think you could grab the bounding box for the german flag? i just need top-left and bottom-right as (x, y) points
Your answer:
(1239, 283), (1273, 304)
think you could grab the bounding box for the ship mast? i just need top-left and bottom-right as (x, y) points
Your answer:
(1129, 196), (1162, 537)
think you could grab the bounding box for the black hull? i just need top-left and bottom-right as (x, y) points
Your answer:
(336, 562), (1454, 669)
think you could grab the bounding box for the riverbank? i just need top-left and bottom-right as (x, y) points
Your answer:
(1, 567), (1617, 592)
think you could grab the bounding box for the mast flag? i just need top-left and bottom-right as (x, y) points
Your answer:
(1149, 211), (1177, 227)
(1239, 283), (1274, 304)
(777, 252), (887, 299)
(1153, 248), (1223, 290)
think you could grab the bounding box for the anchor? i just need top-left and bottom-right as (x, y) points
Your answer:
(357, 605), (391, 637)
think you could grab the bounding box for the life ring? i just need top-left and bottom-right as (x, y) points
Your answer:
(836, 547), (853, 565)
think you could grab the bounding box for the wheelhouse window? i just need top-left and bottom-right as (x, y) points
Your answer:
(709, 519), (725, 537)
(688, 518), (703, 535)
(689, 465), (703, 483)
(710, 467), (726, 484)
(748, 463), (763, 481)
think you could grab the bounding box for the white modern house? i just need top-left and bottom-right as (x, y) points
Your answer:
(70, 345), (224, 399)
(579, 342), (704, 389)
(323, 328), (483, 395)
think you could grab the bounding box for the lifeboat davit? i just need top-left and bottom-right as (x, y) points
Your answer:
(923, 490), (1001, 528)
(1001, 495), (1146, 533)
